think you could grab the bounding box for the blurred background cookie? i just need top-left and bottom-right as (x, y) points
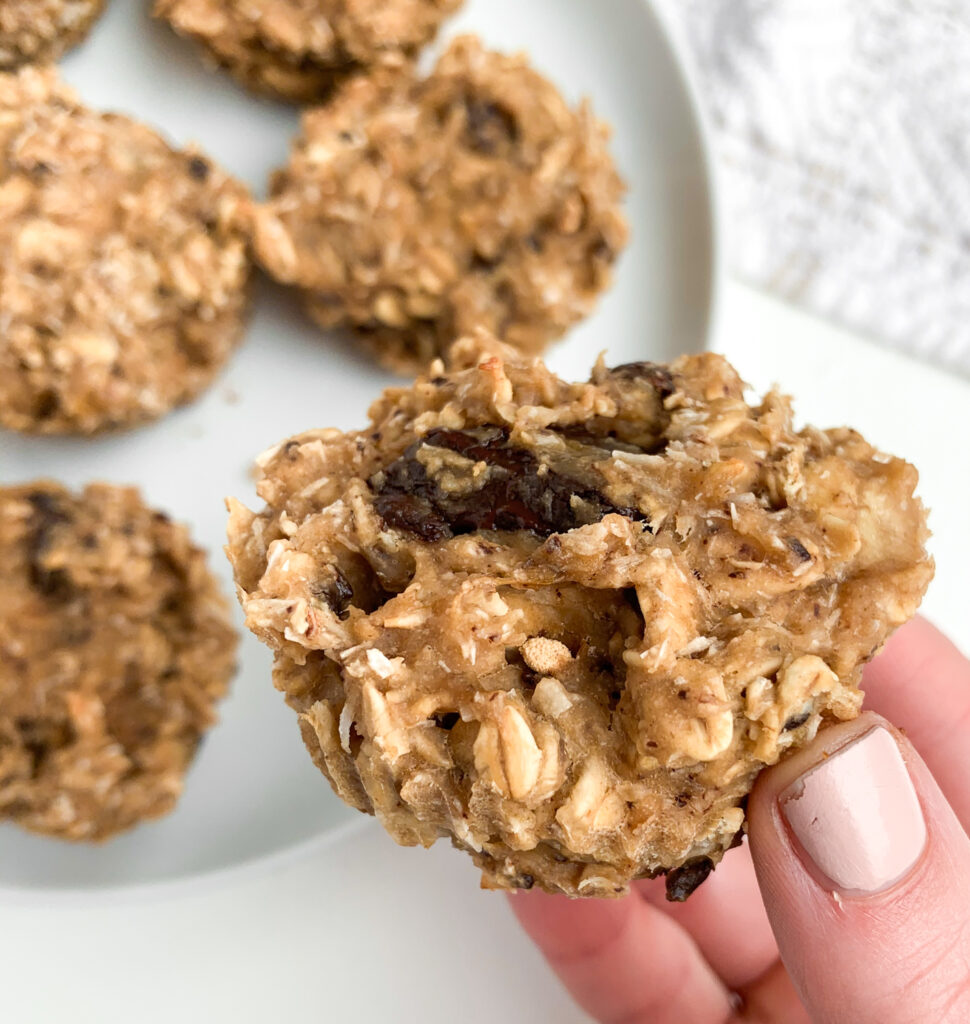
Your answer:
(0, 0), (105, 69)
(0, 66), (251, 436)
(251, 36), (628, 373)
(154, 0), (463, 102)
(0, 481), (238, 842)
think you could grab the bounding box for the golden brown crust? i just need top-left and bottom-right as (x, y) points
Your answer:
(154, 0), (462, 102)
(0, 66), (251, 436)
(0, 481), (238, 841)
(226, 337), (933, 897)
(252, 37), (628, 372)
(0, 0), (105, 68)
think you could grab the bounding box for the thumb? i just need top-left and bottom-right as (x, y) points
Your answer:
(748, 710), (970, 1024)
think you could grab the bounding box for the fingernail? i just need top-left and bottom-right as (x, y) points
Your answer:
(780, 726), (926, 894)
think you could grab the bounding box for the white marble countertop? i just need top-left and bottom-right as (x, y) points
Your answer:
(4, 283), (968, 1024)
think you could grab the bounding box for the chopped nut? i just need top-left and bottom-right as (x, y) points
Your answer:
(520, 637), (572, 676)
(532, 676), (573, 719)
(556, 759), (625, 845)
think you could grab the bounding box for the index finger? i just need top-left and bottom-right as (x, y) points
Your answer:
(862, 615), (970, 831)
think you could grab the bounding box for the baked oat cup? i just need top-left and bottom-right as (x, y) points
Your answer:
(0, 66), (251, 436)
(0, 482), (238, 842)
(251, 36), (628, 373)
(154, 0), (462, 102)
(226, 337), (933, 898)
(0, 0), (105, 69)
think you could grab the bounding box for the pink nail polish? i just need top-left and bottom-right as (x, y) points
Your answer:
(780, 726), (927, 895)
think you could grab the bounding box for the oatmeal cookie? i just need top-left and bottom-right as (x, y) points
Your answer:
(154, 0), (462, 102)
(252, 36), (628, 373)
(0, 0), (105, 69)
(0, 66), (251, 436)
(226, 338), (932, 898)
(0, 481), (238, 841)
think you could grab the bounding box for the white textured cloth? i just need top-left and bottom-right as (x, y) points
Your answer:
(676, 0), (970, 375)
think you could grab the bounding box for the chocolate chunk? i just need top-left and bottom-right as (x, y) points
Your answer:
(513, 873), (535, 890)
(665, 857), (714, 901)
(371, 427), (643, 541)
(463, 98), (518, 155)
(784, 709), (812, 731)
(26, 491), (73, 600)
(560, 425), (657, 456)
(16, 715), (73, 777)
(470, 251), (501, 273)
(607, 362), (675, 397)
(787, 537), (812, 562)
(370, 442), (451, 542)
(314, 570), (354, 619)
(375, 495), (451, 543)
(34, 389), (60, 420)
(433, 711), (460, 730)
(590, 237), (615, 262)
(187, 156), (210, 181)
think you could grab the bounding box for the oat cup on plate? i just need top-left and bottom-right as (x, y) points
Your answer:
(155, 0), (463, 102)
(0, 67), (251, 436)
(0, 482), (238, 841)
(0, 0), (105, 69)
(252, 36), (628, 373)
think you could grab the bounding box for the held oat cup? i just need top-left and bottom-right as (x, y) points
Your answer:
(227, 338), (933, 898)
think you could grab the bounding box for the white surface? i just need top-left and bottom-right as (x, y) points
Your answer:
(0, 0), (716, 889)
(3, 283), (968, 1024)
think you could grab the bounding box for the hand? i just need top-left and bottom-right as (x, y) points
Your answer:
(509, 617), (970, 1023)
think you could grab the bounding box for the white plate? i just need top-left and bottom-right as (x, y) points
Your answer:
(0, 0), (718, 893)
